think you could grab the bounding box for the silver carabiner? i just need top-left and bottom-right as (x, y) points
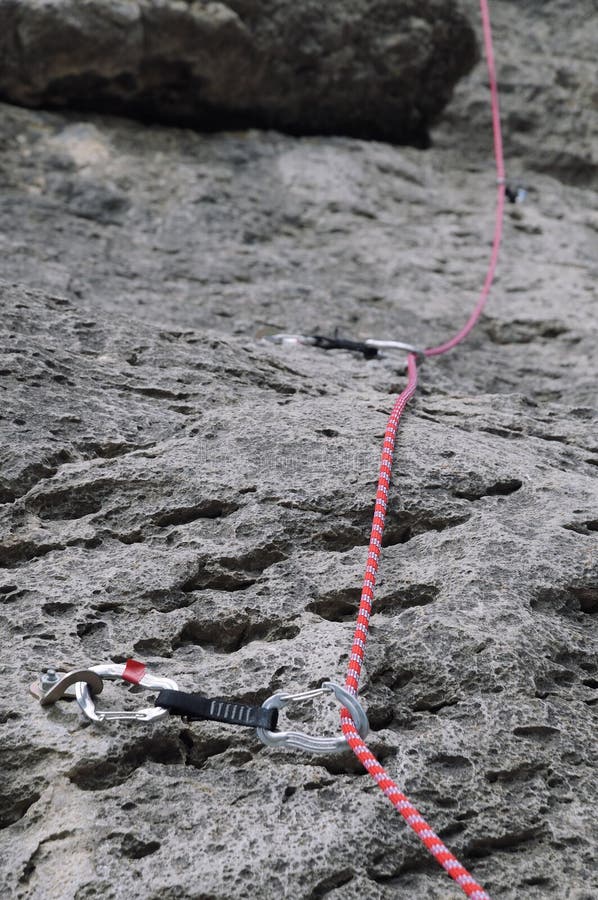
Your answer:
(264, 333), (315, 348)
(364, 339), (426, 359)
(256, 681), (369, 754)
(75, 663), (178, 723)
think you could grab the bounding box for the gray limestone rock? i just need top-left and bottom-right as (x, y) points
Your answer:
(0, 3), (597, 900)
(439, 0), (598, 187)
(0, 0), (477, 144)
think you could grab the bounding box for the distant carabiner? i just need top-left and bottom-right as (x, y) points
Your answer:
(256, 681), (369, 754)
(364, 339), (426, 359)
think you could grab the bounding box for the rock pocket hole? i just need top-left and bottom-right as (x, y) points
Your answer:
(306, 589), (360, 622)
(453, 478), (522, 501)
(308, 869), (354, 898)
(376, 583), (440, 614)
(532, 584), (598, 616)
(172, 615), (300, 653)
(119, 836), (161, 860)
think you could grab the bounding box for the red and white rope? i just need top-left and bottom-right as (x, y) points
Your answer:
(340, 2), (505, 897)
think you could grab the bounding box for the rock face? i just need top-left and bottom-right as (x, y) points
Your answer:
(0, 0), (477, 144)
(440, 0), (598, 187)
(1, 4), (598, 900)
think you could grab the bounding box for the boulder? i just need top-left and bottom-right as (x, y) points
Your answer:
(0, 0), (477, 144)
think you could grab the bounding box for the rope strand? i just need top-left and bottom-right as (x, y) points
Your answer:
(425, 0), (505, 358)
(340, 2), (505, 897)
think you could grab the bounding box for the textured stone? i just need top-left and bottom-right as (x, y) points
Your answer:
(0, 4), (597, 899)
(0, 0), (477, 144)
(439, 0), (598, 187)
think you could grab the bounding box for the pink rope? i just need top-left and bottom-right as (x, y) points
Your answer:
(340, 2), (506, 897)
(341, 354), (490, 899)
(425, 0), (505, 357)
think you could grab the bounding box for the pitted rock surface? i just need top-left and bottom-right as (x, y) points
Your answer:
(0, 0), (477, 144)
(442, 0), (598, 187)
(1, 5), (598, 900)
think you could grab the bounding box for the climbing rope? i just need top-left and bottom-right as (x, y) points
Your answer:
(340, 354), (491, 900)
(338, 1), (505, 896)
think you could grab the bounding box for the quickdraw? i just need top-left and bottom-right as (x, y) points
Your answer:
(265, 332), (425, 360)
(31, 664), (366, 753)
(31, 2), (512, 896)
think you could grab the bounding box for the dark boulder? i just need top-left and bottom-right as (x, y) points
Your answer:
(0, 0), (477, 143)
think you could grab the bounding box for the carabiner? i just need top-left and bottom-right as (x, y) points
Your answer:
(364, 339), (426, 359)
(256, 681), (369, 754)
(75, 663), (178, 723)
(265, 333), (313, 347)
(265, 331), (424, 361)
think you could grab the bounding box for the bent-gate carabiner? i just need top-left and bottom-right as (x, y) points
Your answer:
(256, 681), (369, 754)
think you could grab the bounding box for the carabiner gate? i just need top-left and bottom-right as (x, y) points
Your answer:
(256, 681), (369, 754)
